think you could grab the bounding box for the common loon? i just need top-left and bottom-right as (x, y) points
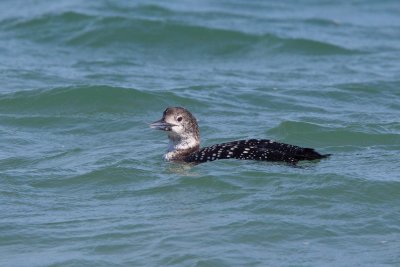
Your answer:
(150, 107), (330, 164)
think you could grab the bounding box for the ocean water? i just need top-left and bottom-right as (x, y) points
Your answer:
(1, 0), (400, 266)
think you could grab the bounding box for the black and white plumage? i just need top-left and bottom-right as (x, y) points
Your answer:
(150, 107), (330, 164)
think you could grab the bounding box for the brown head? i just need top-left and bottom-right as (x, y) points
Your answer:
(150, 107), (200, 145)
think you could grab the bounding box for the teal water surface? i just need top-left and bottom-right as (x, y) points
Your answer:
(1, 1), (400, 266)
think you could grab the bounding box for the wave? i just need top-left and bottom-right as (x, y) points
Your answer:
(0, 85), (161, 115)
(30, 166), (145, 189)
(1, 10), (358, 56)
(68, 17), (357, 55)
(268, 121), (400, 148)
(0, 11), (93, 43)
(0, 85), (209, 118)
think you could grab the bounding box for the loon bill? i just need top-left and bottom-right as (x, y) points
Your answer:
(150, 107), (330, 164)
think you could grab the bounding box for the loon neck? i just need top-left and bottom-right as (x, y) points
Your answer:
(164, 133), (200, 161)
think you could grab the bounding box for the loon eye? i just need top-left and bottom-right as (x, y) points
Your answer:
(177, 116), (183, 122)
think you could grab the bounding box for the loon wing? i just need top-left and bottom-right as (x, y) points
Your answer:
(185, 139), (330, 164)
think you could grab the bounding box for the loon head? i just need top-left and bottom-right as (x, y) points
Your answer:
(150, 107), (200, 159)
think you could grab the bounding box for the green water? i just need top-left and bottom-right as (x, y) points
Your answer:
(1, 1), (400, 266)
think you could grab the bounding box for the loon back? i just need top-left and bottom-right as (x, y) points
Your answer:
(186, 139), (329, 164)
(150, 107), (330, 164)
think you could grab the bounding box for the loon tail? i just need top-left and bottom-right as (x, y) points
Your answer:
(294, 148), (331, 161)
(185, 139), (330, 164)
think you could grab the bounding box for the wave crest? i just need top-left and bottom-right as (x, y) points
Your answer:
(1, 10), (357, 55)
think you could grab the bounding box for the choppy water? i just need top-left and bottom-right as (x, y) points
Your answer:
(1, 1), (400, 266)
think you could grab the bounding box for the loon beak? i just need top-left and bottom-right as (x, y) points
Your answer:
(149, 119), (177, 131)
